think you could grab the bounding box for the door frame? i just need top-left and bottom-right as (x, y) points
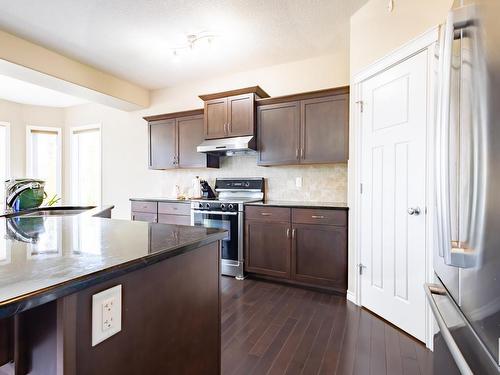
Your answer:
(348, 26), (440, 349)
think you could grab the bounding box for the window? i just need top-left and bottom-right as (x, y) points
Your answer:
(26, 126), (62, 201)
(71, 125), (101, 205)
(0, 122), (10, 205)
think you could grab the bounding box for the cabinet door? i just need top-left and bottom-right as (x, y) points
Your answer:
(292, 223), (347, 291)
(131, 211), (157, 223)
(245, 220), (291, 278)
(227, 93), (255, 137)
(257, 102), (300, 166)
(177, 115), (206, 168)
(204, 98), (227, 139)
(158, 214), (191, 225)
(149, 120), (177, 169)
(300, 94), (349, 164)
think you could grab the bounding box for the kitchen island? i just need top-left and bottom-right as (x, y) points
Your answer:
(0, 214), (225, 374)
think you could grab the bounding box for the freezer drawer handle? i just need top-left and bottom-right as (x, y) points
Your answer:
(424, 283), (473, 375)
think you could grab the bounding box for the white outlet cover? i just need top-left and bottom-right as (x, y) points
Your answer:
(295, 177), (303, 188)
(92, 284), (122, 347)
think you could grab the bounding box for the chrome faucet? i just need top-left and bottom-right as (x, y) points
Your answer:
(4, 179), (44, 213)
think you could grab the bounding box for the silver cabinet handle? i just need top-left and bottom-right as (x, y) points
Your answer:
(286, 228), (290, 238)
(228, 122), (232, 133)
(296, 148), (299, 159)
(424, 284), (473, 375)
(407, 207), (421, 216)
(292, 228), (296, 238)
(311, 215), (325, 219)
(300, 148), (304, 158)
(260, 212), (272, 216)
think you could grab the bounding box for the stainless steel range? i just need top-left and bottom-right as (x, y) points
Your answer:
(190, 178), (264, 279)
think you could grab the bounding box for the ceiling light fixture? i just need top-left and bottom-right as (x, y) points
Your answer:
(171, 31), (219, 62)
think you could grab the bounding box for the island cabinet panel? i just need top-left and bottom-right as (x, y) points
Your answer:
(67, 242), (220, 375)
(291, 223), (347, 291)
(146, 111), (219, 170)
(257, 102), (300, 166)
(131, 212), (157, 223)
(301, 94), (349, 164)
(149, 119), (176, 169)
(244, 206), (347, 294)
(227, 93), (255, 137)
(158, 214), (191, 225)
(245, 221), (291, 278)
(204, 98), (227, 139)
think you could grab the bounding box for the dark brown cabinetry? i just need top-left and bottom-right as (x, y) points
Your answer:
(144, 109), (219, 170)
(199, 86), (270, 139)
(244, 205), (347, 293)
(257, 86), (349, 166)
(131, 200), (191, 225)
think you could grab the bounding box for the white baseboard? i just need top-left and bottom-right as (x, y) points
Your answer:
(346, 290), (358, 305)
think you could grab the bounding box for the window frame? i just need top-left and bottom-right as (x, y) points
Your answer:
(70, 124), (102, 206)
(26, 125), (63, 199)
(0, 121), (11, 181)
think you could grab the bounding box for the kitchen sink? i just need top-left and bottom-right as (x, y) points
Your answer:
(2, 206), (97, 218)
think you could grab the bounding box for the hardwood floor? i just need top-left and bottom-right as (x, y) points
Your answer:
(221, 277), (433, 375)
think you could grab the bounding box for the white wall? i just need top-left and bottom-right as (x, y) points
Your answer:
(65, 52), (351, 219)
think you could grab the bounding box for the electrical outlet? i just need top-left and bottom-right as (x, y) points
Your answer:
(92, 285), (122, 346)
(295, 177), (303, 188)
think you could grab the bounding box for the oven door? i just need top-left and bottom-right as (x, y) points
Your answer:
(191, 210), (240, 264)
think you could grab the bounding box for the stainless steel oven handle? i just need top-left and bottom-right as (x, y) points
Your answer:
(424, 284), (473, 375)
(191, 210), (239, 216)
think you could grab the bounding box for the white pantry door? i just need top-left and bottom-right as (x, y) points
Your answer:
(360, 50), (428, 341)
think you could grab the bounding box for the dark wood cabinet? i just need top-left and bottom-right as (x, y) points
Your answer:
(301, 95), (349, 164)
(244, 205), (347, 293)
(257, 102), (300, 165)
(149, 119), (176, 169)
(291, 223), (347, 291)
(199, 86), (269, 140)
(144, 109), (219, 170)
(245, 220), (291, 278)
(257, 86), (349, 166)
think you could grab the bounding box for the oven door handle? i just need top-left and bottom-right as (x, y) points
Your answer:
(191, 210), (239, 216)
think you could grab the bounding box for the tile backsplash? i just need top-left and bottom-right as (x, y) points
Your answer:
(156, 155), (347, 202)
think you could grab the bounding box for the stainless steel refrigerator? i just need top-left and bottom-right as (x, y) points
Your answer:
(428, 0), (500, 373)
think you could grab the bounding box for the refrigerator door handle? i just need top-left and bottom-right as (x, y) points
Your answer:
(424, 283), (474, 375)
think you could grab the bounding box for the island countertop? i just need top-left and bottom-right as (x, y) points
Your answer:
(0, 215), (225, 319)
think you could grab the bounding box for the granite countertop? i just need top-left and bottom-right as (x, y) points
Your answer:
(245, 201), (349, 210)
(130, 197), (191, 203)
(0, 215), (225, 318)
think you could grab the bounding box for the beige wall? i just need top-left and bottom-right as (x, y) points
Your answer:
(350, 0), (453, 75)
(64, 52), (350, 219)
(0, 98), (65, 187)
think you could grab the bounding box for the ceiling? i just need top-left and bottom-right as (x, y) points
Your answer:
(0, 0), (367, 90)
(0, 74), (87, 107)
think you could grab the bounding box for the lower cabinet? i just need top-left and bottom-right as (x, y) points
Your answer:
(292, 223), (347, 291)
(131, 201), (191, 225)
(244, 206), (347, 293)
(245, 221), (291, 278)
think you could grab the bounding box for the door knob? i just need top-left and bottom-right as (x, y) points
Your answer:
(407, 207), (421, 216)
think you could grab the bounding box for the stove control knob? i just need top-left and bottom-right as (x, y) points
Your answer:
(228, 204), (235, 211)
(205, 203), (211, 210)
(198, 202), (204, 209)
(220, 203), (226, 211)
(245, 181), (250, 187)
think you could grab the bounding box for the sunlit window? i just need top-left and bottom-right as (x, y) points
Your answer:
(26, 126), (62, 201)
(0, 122), (10, 206)
(71, 125), (101, 205)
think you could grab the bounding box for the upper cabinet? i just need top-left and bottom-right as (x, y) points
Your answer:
(144, 109), (219, 170)
(199, 86), (270, 139)
(257, 87), (349, 166)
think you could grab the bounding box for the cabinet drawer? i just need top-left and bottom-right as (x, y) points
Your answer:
(131, 201), (158, 214)
(245, 206), (290, 222)
(158, 202), (190, 216)
(158, 214), (191, 226)
(131, 212), (157, 223)
(292, 208), (346, 226)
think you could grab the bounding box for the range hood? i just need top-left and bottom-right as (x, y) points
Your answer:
(197, 136), (257, 156)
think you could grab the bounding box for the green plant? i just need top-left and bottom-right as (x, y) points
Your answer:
(44, 194), (61, 207)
